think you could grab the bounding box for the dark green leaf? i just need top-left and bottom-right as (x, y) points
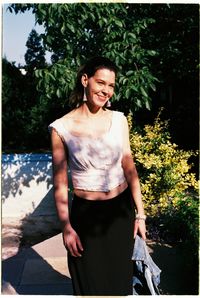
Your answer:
(140, 86), (148, 97)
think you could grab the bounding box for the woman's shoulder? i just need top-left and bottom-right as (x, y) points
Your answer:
(48, 111), (73, 131)
(111, 109), (125, 120)
(50, 110), (76, 128)
(59, 110), (75, 121)
(48, 111), (76, 140)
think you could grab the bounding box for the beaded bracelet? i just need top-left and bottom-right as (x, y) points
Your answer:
(135, 214), (147, 221)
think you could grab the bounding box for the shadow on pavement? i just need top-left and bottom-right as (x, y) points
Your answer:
(2, 247), (73, 295)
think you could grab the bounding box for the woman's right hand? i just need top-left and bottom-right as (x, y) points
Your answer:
(62, 224), (84, 257)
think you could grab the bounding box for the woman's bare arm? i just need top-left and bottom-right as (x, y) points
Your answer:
(51, 128), (83, 256)
(121, 116), (146, 239)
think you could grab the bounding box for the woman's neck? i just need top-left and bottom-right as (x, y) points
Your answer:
(80, 103), (105, 118)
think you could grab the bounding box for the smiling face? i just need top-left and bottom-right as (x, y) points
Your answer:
(81, 68), (115, 109)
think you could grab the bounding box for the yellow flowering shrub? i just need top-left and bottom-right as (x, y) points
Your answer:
(127, 111), (199, 216)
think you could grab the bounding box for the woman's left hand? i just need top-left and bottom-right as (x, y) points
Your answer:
(134, 219), (146, 240)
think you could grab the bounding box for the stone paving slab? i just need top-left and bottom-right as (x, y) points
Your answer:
(2, 233), (73, 295)
(32, 233), (67, 258)
(16, 284), (73, 295)
(2, 258), (25, 286)
(20, 257), (70, 285)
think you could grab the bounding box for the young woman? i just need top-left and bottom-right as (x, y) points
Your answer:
(49, 56), (146, 295)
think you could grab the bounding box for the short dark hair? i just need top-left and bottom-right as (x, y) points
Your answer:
(69, 56), (118, 109)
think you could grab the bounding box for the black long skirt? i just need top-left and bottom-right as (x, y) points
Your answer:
(68, 187), (134, 296)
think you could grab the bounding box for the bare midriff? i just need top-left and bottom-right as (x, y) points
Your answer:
(74, 180), (128, 201)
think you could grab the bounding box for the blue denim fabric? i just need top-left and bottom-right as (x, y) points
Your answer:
(132, 235), (161, 295)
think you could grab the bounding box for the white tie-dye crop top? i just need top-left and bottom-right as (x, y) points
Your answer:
(48, 111), (126, 192)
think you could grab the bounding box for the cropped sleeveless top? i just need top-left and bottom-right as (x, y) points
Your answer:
(48, 111), (126, 192)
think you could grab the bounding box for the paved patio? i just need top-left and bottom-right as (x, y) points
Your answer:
(2, 232), (198, 295)
(2, 233), (73, 295)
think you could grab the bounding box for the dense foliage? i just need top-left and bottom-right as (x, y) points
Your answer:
(128, 111), (198, 215)
(31, 3), (159, 113)
(8, 3), (198, 109)
(4, 3), (198, 152)
(2, 57), (46, 151)
(25, 29), (46, 73)
(128, 111), (199, 261)
(2, 58), (29, 150)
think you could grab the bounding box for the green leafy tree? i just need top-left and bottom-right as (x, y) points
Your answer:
(25, 29), (46, 73)
(136, 4), (199, 149)
(6, 4), (199, 152)
(138, 4), (199, 82)
(22, 28), (49, 149)
(9, 3), (159, 113)
(2, 58), (28, 151)
(2, 56), (47, 151)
